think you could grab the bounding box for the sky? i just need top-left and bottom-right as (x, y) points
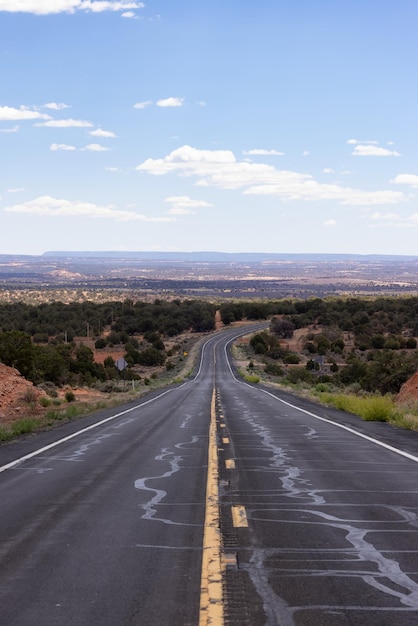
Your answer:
(0, 0), (417, 256)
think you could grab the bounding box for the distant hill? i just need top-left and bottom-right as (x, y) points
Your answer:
(41, 251), (418, 262)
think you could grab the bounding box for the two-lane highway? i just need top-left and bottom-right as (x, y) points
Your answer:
(2, 324), (418, 625)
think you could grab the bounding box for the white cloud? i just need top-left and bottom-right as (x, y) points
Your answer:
(167, 207), (195, 215)
(347, 138), (379, 145)
(243, 149), (284, 156)
(352, 145), (401, 157)
(302, 150), (310, 157)
(83, 143), (109, 151)
(323, 219), (336, 226)
(50, 143), (76, 151)
(322, 168), (334, 174)
(156, 97), (184, 108)
(391, 174), (418, 188)
(3, 195), (174, 222)
(136, 144), (406, 206)
(43, 102), (71, 110)
(164, 195), (212, 213)
(79, 1), (144, 13)
(7, 188), (25, 193)
(105, 166), (121, 172)
(35, 118), (93, 128)
(133, 100), (153, 109)
(0, 1), (144, 15)
(0, 125), (20, 133)
(368, 211), (418, 229)
(0, 105), (51, 121)
(121, 10), (136, 18)
(89, 128), (117, 138)
(370, 211), (399, 220)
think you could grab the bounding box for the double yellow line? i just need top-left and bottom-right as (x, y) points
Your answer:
(199, 389), (224, 626)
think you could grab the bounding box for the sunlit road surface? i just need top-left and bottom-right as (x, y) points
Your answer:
(2, 325), (418, 625)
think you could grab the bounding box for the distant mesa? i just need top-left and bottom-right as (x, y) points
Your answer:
(40, 251), (418, 262)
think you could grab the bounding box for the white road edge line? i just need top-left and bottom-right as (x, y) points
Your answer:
(0, 386), (183, 473)
(224, 336), (418, 465)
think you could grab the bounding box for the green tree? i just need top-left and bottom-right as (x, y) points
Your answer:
(137, 348), (166, 366)
(0, 330), (34, 379)
(270, 316), (295, 338)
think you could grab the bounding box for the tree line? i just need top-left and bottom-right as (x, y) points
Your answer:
(0, 299), (216, 388)
(1, 295), (418, 394)
(244, 295), (418, 395)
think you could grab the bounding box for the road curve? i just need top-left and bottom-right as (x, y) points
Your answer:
(2, 324), (418, 625)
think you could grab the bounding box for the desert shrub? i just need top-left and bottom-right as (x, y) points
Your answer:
(264, 362), (283, 376)
(254, 342), (267, 354)
(250, 332), (269, 353)
(266, 346), (285, 360)
(65, 391), (75, 403)
(270, 317), (295, 338)
(283, 352), (300, 364)
(38, 381), (58, 398)
(65, 405), (80, 418)
(137, 348), (166, 366)
(244, 374), (260, 383)
(93, 381), (122, 393)
(285, 367), (314, 385)
(360, 396), (396, 422)
(45, 410), (63, 422)
(315, 382), (331, 393)
(103, 356), (116, 368)
(11, 418), (38, 436)
(21, 388), (38, 408)
(384, 336), (401, 350)
(152, 339), (165, 351)
(0, 426), (12, 442)
(320, 392), (395, 422)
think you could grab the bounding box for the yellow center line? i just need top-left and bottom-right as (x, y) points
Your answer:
(222, 437), (229, 445)
(225, 459), (235, 469)
(199, 389), (224, 626)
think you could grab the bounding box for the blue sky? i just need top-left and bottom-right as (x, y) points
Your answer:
(0, 0), (417, 256)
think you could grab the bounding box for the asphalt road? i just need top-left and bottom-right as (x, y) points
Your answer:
(2, 325), (418, 625)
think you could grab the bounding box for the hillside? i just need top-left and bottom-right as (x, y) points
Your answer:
(398, 372), (418, 404)
(0, 363), (41, 424)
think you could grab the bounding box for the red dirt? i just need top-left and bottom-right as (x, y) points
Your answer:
(0, 363), (43, 425)
(397, 372), (418, 404)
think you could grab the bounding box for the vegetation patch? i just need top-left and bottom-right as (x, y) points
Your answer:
(316, 392), (396, 422)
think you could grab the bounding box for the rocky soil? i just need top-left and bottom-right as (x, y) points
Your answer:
(397, 372), (418, 404)
(0, 363), (43, 425)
